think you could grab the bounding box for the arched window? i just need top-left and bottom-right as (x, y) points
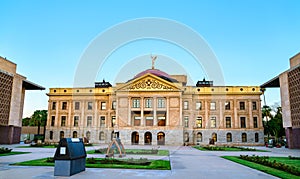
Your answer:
(255, 133), (259, 142)
(184, 132), (189, 142)
(59, 131), (64, 139)
(197, 132), (202, 142)
(226, 133), (232, 142)
(73, 131), (78, 138)
(86, 131), (91, 140)
(242, 133), (247, 142)
(99, 132), (105, 141)
(49, 131), (53, 140)
(212, 133), (217, 142)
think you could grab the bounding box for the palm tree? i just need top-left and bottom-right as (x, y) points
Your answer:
(262, 105), (272, 140)
(30, 110), (48, 140)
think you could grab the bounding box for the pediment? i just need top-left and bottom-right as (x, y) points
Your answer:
(116, 73), (181, 91)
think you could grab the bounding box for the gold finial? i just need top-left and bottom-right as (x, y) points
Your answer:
(151, 55), (157, 69)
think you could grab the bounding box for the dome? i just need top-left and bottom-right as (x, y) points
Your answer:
(129, 69), (178, 83)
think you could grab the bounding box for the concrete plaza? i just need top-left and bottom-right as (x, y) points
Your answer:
(0, 144), (299, 179)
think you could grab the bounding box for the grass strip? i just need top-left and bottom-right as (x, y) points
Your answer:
(0, 151), (30, 156)
(193, 146), (268, 152)
(222, 156), (299, 179)
(87, 149), (169, 156)
(11, 158), (171, 170)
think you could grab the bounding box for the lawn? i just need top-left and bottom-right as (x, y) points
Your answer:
(87, 149), (169, 156)
(222, 156), (300, 179)
(11, 157), (171, 170)
(0, 151), (30, 156)
(17, 145), (57, 148)
(193, 146), (268, 152)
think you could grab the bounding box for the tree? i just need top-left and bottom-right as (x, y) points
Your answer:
(30, 110), (48, 136)
(22, 117), (31, 126)
(268, 107), (285, 144)
(262, 105), (272, 140)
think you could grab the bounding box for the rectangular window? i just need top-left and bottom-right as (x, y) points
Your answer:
(145, 98), (152, 108)
(196, 102), (202, 110)
(51, 116), (55, 126)
(240, 117), (246, 128)
(184, 116), (189, 128)
(211, 117), (216, 128)
(253, 117), (258, 128)
(61, 116), (66, 126)
(74, 116), (79, 127)
(100, 116), (105, 127)
(146, 116), (153, 126)
(196, 117), (202, 128)
(210, 102), (216, 110)
(225, 101), (230, 110)
(225, 117), (231, 128)
(252, 101), (257, 110)
(240, 101), (245, 110)
(52, 102), (56, 110)
(183, 101), (189, 110)
(134, 116), (141, 126)
(62, 102), (67, 110)
(87, 116), (92, 127)
(88, 102), (93, 110)
(75, 102), (80, 110)
(157, 98), (165, 108)
(112, 101), (116, 110)
(132, 98), (140, 108)
(111, 116), (116, 127)
(157, 116), (166, 126)
(101, 102), (106, 110)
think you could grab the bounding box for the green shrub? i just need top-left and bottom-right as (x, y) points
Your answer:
(0, 147), (12, 154)
(240, 155), (300, 176)
(45, 157), (54, 163)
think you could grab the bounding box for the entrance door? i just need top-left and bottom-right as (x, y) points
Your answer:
(131, 131), (139, 145)
(144, 132), (152, 145)
(157, 132), (165, 145)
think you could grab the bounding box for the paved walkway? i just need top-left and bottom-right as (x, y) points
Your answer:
(1, 144), (299, 179)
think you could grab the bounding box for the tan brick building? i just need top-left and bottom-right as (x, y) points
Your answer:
(46, 68), (264, 146)
(262, 52), (300, 148)
(0, 56), (45, 144)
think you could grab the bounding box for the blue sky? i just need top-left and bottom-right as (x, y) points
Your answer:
(1, 0), (299, 117)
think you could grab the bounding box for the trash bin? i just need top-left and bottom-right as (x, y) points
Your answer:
(54, 138), (87, 176)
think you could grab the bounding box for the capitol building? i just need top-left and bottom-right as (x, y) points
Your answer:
(45, 63), (264, 146)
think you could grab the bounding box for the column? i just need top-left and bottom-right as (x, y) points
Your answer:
(179, 96), (183, 127)
(94, 100), (98, 127)
(166, 97), (170, 126)
(248, 100), (253, 128)
(205, 100), (208, 128)
(219, 100), (223, 128)
(234, 99), (238, 128)
(128, 97), (131, 126)
(67, 100), (72, 127)
(153, 97), (157, 126)
(141, 97), (144, 126)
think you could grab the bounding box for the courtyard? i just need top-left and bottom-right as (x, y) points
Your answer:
(0, 144), (299, 179)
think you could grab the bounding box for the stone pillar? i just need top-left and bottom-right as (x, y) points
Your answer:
(248, 100), (253, 128)
(141, 98), (144, 126)
(205, 100), (208, 128)
(166, 97), (169, 126)
(219, 101), (223, 128)
(153, 97), (157, 126)
(128, 97), (131, 126)
(234, 99), (238, 128)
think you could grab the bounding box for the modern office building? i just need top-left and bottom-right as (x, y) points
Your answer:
(45, 63), (264, 146)
(0, 56), (45, 144)
(261, 52), (300, 149)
